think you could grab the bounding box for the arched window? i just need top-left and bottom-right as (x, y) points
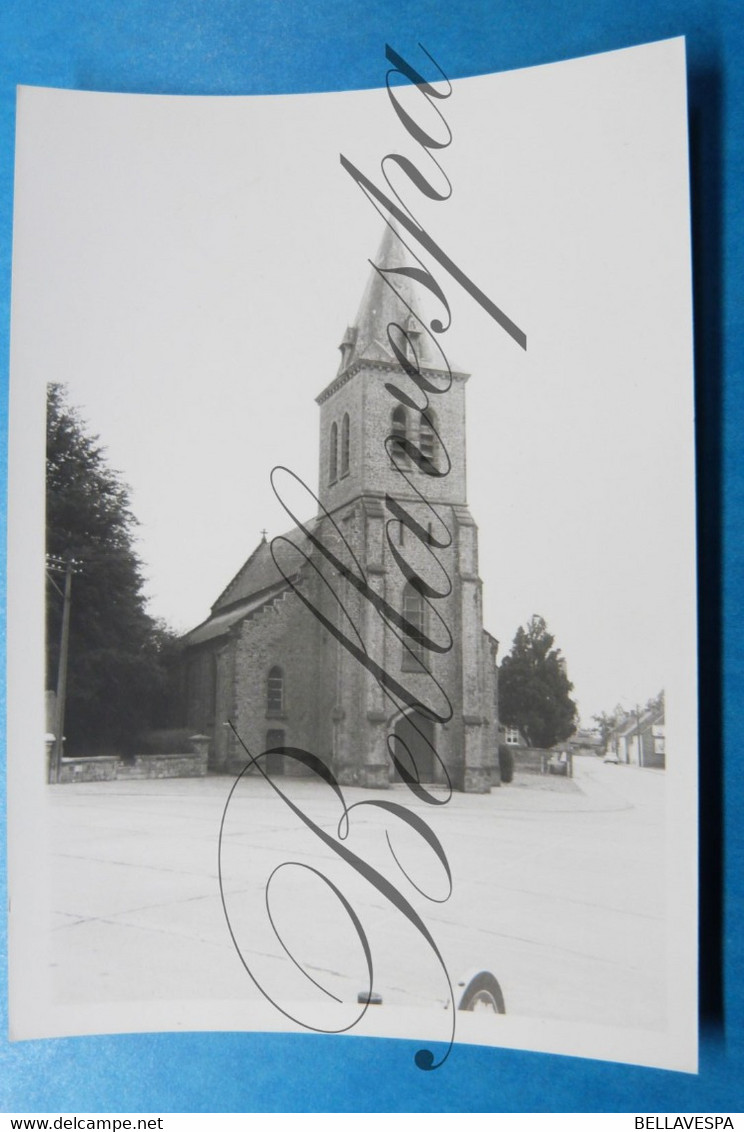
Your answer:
(390, 405), (407, 462)
(401, 583), (425, 670)
(329, 422), (338, 483)
(340, 413), (350, 476)
(267, 666), (284, 715)
(418, 410), (438, 469)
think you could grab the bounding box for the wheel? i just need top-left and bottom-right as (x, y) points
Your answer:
(457, 970), (506, 1014)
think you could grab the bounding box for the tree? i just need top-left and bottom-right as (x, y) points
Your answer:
(591, 710), (617, 750)
(499, 615), (577, 749)
(46, 384), (178, 754)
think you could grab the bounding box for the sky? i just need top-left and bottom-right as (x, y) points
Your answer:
(9, 39), (696, 724)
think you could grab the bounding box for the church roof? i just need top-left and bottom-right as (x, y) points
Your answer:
(211, 522), (317, 614)
(182, 592), (280, 647)
(211, 535), (284, 614)
(182, 522), (317, 647)
(335, 221), (447, 376)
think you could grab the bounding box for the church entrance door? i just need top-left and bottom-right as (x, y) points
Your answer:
(265, 729), (285, 776)
(393, 711), (436, 783)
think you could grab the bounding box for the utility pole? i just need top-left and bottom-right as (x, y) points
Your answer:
(46, 555), (82, 783)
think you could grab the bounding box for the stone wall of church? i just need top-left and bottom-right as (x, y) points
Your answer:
(310, 505), (371, 783)
(306, 491), (497, 792)
(382, 506), (463, 786)
(229, 586), (324, 776)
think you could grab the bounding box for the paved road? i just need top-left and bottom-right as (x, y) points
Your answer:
(44, 755), (666, 1036)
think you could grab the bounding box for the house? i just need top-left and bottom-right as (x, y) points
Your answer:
(498, 724), (528, 748)
(605, 694), (665, 768)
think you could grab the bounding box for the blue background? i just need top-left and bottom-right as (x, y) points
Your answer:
(0, 0), (741, 1114)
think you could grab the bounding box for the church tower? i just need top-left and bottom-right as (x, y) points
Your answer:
(312, 223), (498, 793)
(316, 223), (468, 515)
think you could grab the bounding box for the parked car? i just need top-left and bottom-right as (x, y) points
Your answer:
(457, 970), (506, 1013)
(358, 969), (506, 1014)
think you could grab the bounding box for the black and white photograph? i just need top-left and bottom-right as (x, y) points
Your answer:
(8, 37), (697, 1073)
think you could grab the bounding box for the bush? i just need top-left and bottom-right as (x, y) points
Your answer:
(136, 728), (196, 755)
(498, 744), (514, 784)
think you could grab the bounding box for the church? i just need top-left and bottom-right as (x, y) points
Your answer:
(180, 225), (500, 793)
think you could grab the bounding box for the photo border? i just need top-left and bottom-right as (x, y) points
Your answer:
(0, 0), (739, 1114)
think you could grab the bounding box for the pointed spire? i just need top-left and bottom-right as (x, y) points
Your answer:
(336, 221), (441, 375)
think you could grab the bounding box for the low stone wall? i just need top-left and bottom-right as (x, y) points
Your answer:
(51, 735), (210, 783)
(118, 751), (208, 779)
(512, 748), (550, 775)
(58, 757), (119, 783)
(512, 748), (573, 777)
